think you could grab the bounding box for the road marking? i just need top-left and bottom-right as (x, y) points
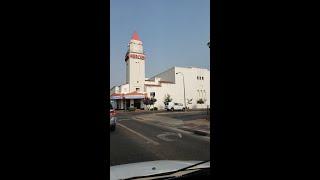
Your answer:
(133, 117), (210, 142)
(117, 123), (160, 146)
(117, 118), (130, 121)
(156, 132), (182, 142)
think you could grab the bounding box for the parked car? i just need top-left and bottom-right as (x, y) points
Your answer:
(165, 102), (185, 111)
(110, 103), (116, 131)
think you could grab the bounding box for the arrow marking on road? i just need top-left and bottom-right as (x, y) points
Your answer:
(156, 132), (182, 142)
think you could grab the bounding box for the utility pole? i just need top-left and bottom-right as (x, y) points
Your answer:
(176, 72), (186, 110)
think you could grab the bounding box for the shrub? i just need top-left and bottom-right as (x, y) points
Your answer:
(128, 107), (136, 111)
(150, 107), (158, 111)
(163, 94), (173, 104)
(197, 98), (205, 104)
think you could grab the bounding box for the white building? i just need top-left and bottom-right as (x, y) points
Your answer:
(110, 32), (210, 110)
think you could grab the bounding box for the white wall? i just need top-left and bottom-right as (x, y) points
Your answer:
(110, 86), (120, 95)
(112, 65), (210, 110)
(149, 67), (175, 83)
(127, 58), (145, 92)
(120, 84), (129, 94)
(145, 67), (210, 109)
(126, 38), (145, 93)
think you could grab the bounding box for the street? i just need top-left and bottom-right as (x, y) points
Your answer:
(110, 111), (210, 166)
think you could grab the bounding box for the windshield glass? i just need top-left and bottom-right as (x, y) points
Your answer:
(110, 0), (210, 179)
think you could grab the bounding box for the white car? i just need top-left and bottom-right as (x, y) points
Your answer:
(165, 102), (185, 111)
(110, 160), (210, 180)
(110, 103), (116, 131)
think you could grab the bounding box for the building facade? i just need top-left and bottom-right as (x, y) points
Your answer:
(110, 32), (210, 110)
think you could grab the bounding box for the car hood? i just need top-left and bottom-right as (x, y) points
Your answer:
(110, 160), (210, 180)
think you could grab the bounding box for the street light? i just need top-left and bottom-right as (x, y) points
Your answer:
(176, 72), (186, 110)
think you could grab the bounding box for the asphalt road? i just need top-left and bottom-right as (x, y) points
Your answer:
(157, 110), (209, 121)
(110, 113), (210, 166)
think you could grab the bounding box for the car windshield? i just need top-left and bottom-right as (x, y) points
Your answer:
(110, 0), (210, 179)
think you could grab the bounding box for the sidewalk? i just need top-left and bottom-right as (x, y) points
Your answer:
(133, 113), (210, 137)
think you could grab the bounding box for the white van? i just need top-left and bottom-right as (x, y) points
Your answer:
(164, 102), (185, 111)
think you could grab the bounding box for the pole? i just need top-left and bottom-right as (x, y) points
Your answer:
(182, 74), (186, 110)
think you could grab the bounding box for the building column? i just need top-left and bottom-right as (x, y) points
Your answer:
(140, 99), (144, 109)
(130, 99), (134, 107)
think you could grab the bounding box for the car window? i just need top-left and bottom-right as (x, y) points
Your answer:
(174, 103), (178, 105)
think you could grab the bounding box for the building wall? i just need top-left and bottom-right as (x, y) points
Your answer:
(149, 67), (175, 83)
(126, 58), (145, 92)
(145, 67), (210, 109)
(126, 38), (145, 93)
(110, 86), (116, 95)
(120, 84), (129, 94)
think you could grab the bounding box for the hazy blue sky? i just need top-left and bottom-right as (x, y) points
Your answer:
(110, 0), (210, 87)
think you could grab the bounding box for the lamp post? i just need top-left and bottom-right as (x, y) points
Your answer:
(176, 72), (186, 110)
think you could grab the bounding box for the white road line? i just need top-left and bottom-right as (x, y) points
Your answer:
(117, 123), (160, 146)
(133, 117), (210, 142)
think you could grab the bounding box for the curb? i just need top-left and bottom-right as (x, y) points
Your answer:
(179, 127), (210, 136)
(194, 130), (210, 136)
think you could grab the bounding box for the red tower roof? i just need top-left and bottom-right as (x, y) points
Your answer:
(131, 31), (140, 41)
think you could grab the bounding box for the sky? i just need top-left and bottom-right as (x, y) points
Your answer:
(110, 0), (210, 87)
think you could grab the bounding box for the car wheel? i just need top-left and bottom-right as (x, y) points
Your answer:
(182, 108), (185, 111)
(171, 108), (174, 111)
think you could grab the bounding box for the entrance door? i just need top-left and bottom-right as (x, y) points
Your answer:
(134, 99), (141, 109)
(125, 99), (130, 109)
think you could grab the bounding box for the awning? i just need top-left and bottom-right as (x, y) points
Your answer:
(110, 92), (146, 99)
(110, 96), (123, 100)
(123, 95), (145, 99)
(123, 91), (146, 99)
(110, 93), (123, 100)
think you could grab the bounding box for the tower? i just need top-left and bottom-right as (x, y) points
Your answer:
(125, 32), (145, 92)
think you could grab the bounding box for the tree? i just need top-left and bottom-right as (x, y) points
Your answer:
(151, 98), (157, 109)
(163, 94), (173, 104)
(143, 97), (151, 110)
(143, 97), (157, 110)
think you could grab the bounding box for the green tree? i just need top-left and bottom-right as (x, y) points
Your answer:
(163, 94), (173, 104)
(144, 97), (157, 110)
(143, 97), (151, 110)
(151, 98), (157, 109)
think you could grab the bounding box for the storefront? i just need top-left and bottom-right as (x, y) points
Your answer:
(110, 92), (146, 110)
